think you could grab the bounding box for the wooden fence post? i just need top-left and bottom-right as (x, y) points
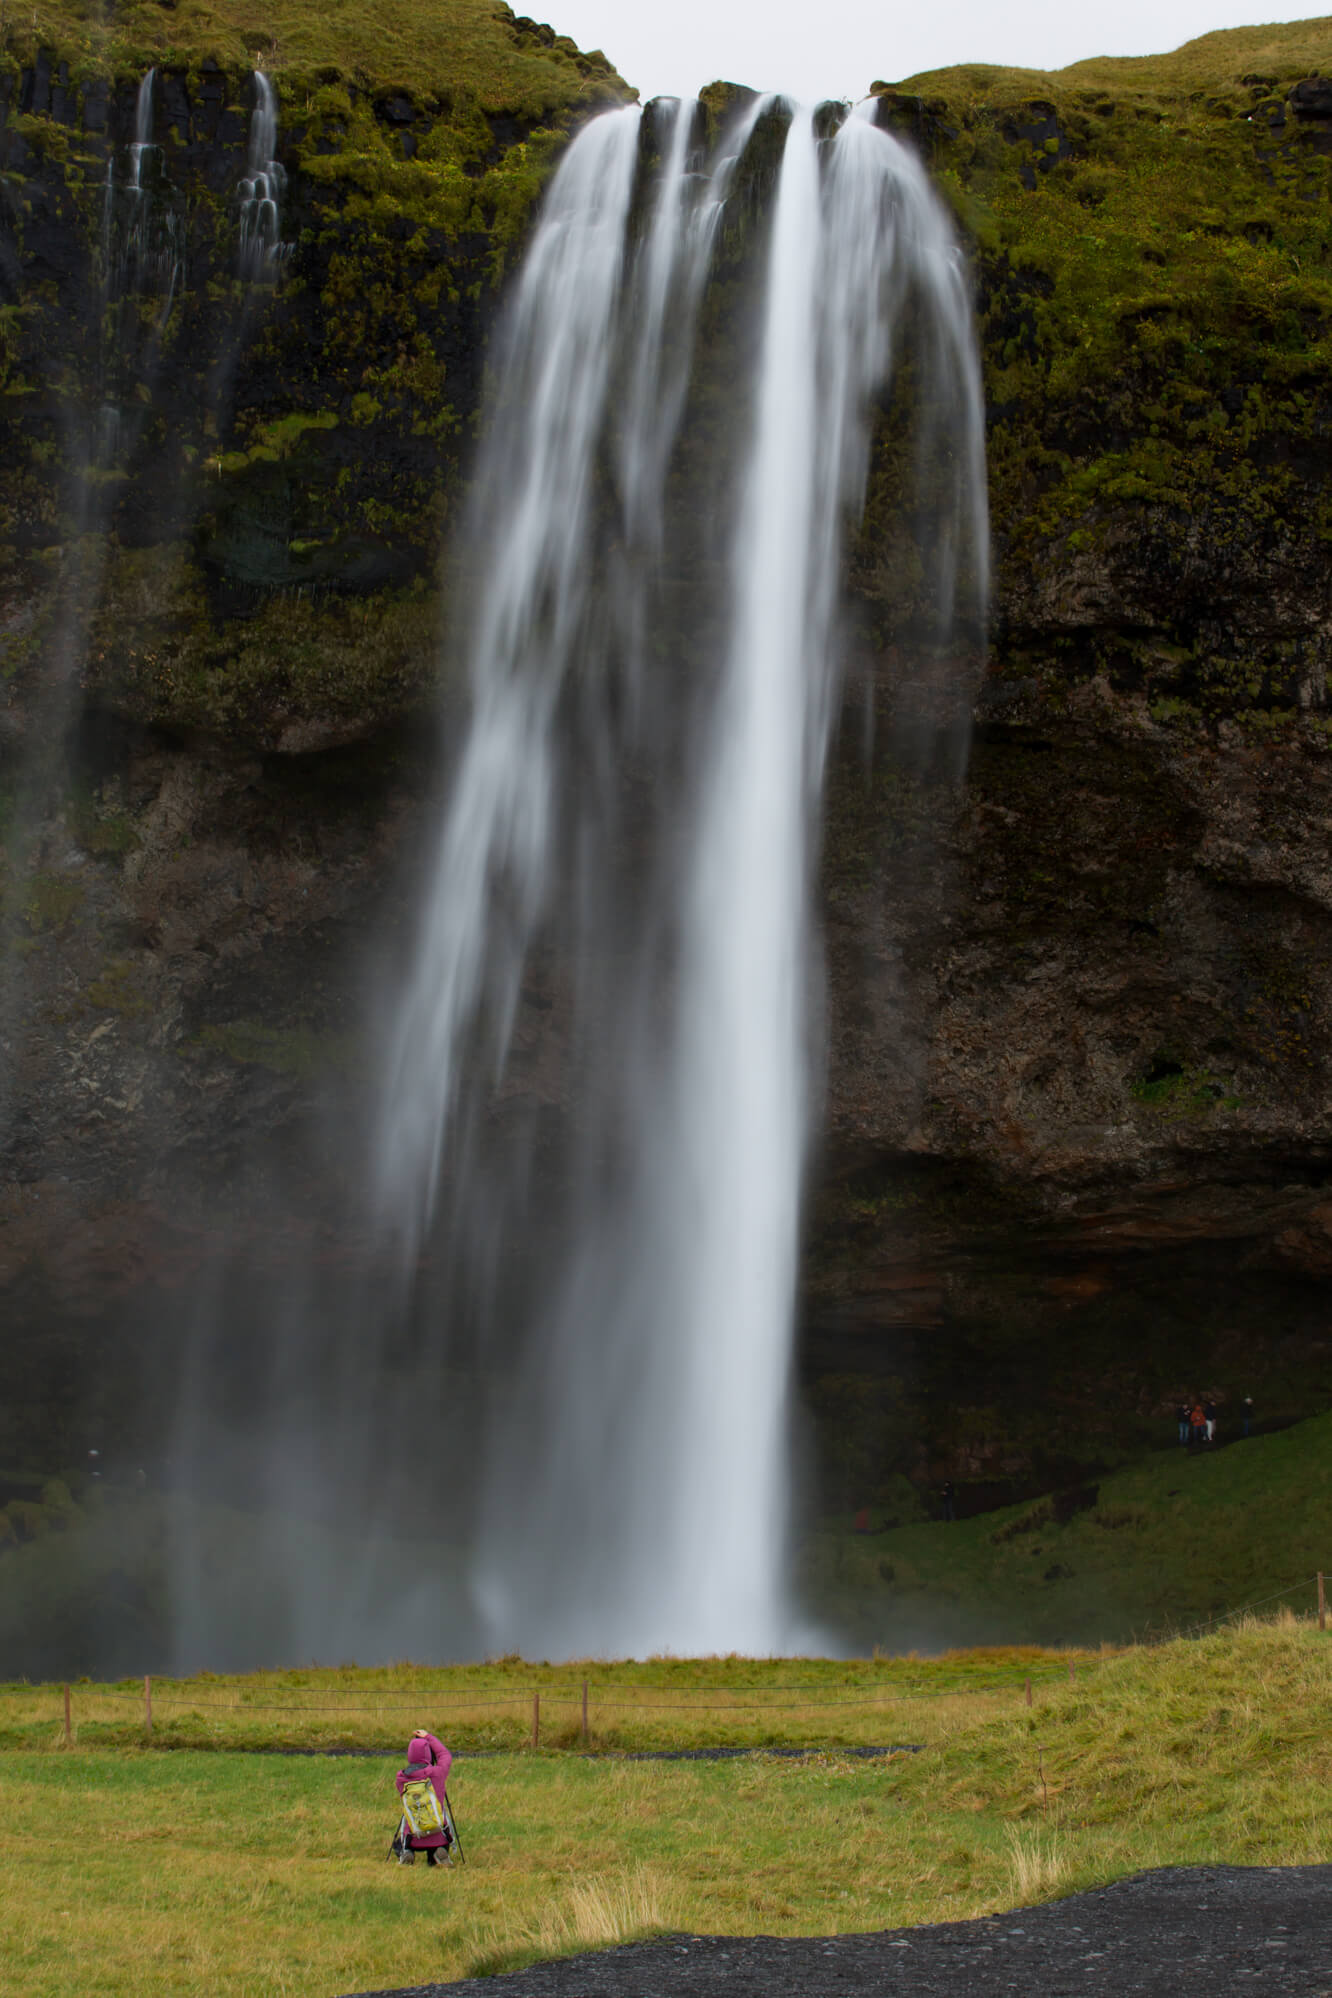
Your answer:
(531, 1691), (539, 1750)
(1025, 1677), (1032, 1708)
(144, 1675), (152, 1736)
(62, 1684), (71, 1747)
(1319, 1572), (1326, 1633)
(1068, 1657), (1076, 1682)
(581, 1678), (589, 1744)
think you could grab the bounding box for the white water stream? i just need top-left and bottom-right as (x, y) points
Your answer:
(367, 95), (986, 1658)
(239, 71), (289, 279)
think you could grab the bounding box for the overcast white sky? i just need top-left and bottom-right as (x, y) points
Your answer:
(547, 2), (1305, 101)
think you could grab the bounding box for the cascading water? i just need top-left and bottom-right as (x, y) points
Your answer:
(0, 66), (185, 1153)
(365, 96), (988, 1659)
(128, 65), (155, 186)
(107, 68), (183, 318)
(238, 72), (289, 280)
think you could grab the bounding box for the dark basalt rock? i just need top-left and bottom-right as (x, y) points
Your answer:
(161, 71), (191, 141)
(376, 92), (417, 125)
(1288, 74), (1332, 116)
(81, 79), (109, 132)
(4, 27), (1332, 1513)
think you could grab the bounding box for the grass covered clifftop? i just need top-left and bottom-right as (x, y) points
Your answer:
(4, 0), (629, 112)
(856, 18), (1332, 736)
(901, 15), (1332, 102)
(7, 10), (1332, 744)
(0, 3), (630, 745)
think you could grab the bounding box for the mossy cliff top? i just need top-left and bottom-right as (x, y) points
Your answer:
(0, 3), (630, 745)
(899, 15), (1332, 105)
(843, 17), (1332, 739)
(7, 13), (1332, 747)
(2, 0), (629, 112)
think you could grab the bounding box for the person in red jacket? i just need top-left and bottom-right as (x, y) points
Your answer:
(394, 1729), (454, 1867)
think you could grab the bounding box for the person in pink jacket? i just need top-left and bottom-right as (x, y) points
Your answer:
(394, 1729), (454, 1866)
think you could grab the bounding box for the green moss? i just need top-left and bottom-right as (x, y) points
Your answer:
(86, 577), (440, 740)
(1130, 1056), (1240, 1116)
(192, 1020), (358, 1079)
(2, 0), (632, 116)
(239, 410), (339, 462)
(67, 791), (140, 859)
(860, 21), (1332, 730)
(84, 959), (151, 1016)
(22, 872), (83, 933)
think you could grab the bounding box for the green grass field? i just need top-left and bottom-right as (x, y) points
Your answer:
(0, 1642), (1092, 1755)
(1, 1616), (1328, 1998)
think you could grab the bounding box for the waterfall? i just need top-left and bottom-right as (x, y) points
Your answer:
(238, 72), (289, 280)
(106, 67), (182, 313)
(365, 97), (987, 1659)
(128, 65), (155, 189)
(371, 102), (646, 1251)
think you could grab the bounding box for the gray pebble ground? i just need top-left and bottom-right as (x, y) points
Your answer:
(345, 1864), (1332, 1997)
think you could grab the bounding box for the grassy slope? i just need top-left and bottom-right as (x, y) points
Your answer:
(0, 1619), (1328, 1997)
(901, 17), (1332, 100)
(805, 1410), (1332, 1649)
(10, 0), (628, 109)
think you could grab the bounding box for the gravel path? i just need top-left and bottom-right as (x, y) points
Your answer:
(345, 1864), (1332, 1997)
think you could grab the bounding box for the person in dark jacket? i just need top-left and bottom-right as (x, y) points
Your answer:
(1176, 1402), (1191, 1446)
(395, 1729), (454, 1866)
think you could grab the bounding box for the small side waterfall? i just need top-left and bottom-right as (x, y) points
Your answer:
(0, 65), (184, 1151)
(128, 64), (155, 187)
(106, 67), (182, 318)
(238, 72), (289, 280)
(367, 97), (987, 1659)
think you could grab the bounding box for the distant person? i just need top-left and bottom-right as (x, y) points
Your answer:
(1190, 1401), (1206, 1447)
(1204, 1399), (1218, 1445)
(394, 1729), (454, 1867)
(854, 1507), (871, 1534)
(1176, 1402), (1191, 1446)
(941, 1481), (956, 1522)
(1242, 1396), (1255, 1437)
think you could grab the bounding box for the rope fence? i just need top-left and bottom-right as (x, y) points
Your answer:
(19, 1572), (1326, 1752)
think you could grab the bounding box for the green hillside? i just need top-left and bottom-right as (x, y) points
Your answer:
(840, 18), (1332, 716)
(6, 0), (627, 111)
(806, 1410), (1332, 1649)
(902, 16), (1332, 102)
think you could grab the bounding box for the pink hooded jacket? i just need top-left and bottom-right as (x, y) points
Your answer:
(395, 1730), (453, 1850)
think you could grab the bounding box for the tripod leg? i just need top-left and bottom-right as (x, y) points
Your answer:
(443, 1789), (464, 1865)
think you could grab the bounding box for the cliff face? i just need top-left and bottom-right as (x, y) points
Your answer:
(0, 6), (626, 743)
(812, 22), (1332, 1500)
(4, 15), (1332, 1507)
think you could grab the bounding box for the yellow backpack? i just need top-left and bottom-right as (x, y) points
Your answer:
(400, 1775), (446, 1840)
